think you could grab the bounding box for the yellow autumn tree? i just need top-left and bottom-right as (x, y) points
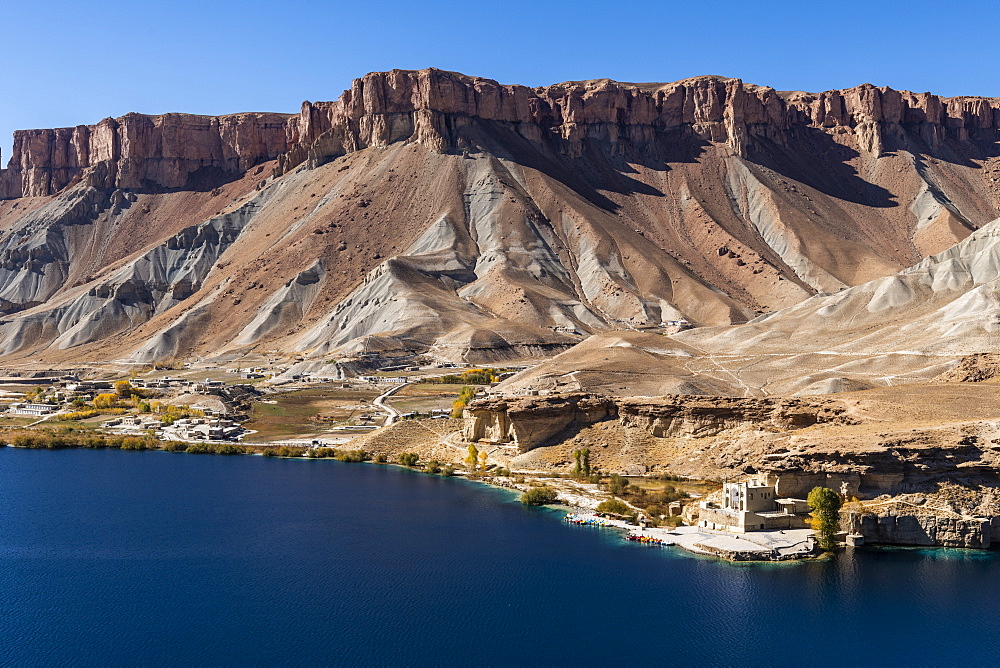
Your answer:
(93, 393), (118, 409)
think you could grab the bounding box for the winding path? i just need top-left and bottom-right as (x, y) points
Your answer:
(372, 383), (408, 426)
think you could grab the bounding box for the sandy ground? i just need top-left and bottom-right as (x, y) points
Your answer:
(566, 513), (814, 560)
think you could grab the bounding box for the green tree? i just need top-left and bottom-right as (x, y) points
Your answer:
(596, 498), (631, 515)
(572, 449), (582, 476)
(581, 448), (591, 476)
(398, 452), (420, 467)
(521, 487), (559, 506)
(608, 474), (628, 496)
(466, 444), (479, 472)
(808, 486), (843, 551)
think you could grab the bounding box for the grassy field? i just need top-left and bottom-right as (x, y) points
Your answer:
(386, 383), (465, 415)
(629, 476), (718, 497)
(38, 418), (105, 431)
(244, 387), (382, 442)
(0, 416), (38, 428)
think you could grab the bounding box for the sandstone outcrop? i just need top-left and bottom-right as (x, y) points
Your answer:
(852, 512), (996, 549)
(464, 394), (616, 450)
(463, 392), (851, 451)
(7, 68), (1000, 200)
(935, 353), (1000, 383)
(0, 112), (295, 199)
(273, 69), (1000, 174)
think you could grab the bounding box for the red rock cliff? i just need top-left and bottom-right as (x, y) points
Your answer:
(276, 69), (1000, 173)
(0, 111), (297, 198)
(4, 68), (1000, 198)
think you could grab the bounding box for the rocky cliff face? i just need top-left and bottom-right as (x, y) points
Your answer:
(0, 112), (295, 198)
(463, 392), (851, 451)
(0, 68), (998, 365)
(276, 69), (1000, 173)
(16, 70), (1000, 199)
(851, 512), (997, 549)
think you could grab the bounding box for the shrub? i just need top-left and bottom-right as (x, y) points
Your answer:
(63, 410), (100, 421)
(269, 446), (307, 457)
(607, 474), (629, 496)
(398, 452), (420, 467)
(596, 499), (632, 515)
(13, 435), (43, 448)
(441, 465), (454, 476)
(521, 487), (559, 506)
(424, 459), (441, 474)
(374, 453), (387, 463)
(334, 449), (368, 463)
(431, 369), (504, 385)
(119, 438), (148, 451)
(160, 441), (187, 452)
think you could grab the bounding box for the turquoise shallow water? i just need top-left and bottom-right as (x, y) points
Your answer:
(1, 447), (999, 666)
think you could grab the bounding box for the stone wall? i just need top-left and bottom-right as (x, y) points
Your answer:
(852, 512), (996, 549)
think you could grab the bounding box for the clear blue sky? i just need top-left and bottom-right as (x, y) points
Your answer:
(2, 0), (998, 164)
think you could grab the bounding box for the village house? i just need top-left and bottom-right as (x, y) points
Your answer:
(113, 416), (163, 431)
(358, 376), (408, 384)
(697, 478), (811, 532)
(160, 417), (244, 441)
(7, 402), (56, 416)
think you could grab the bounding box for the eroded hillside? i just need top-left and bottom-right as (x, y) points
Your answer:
(0, 68), (999, 365)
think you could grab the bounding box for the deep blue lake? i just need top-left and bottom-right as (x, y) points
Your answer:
(1, 447), (999, 666)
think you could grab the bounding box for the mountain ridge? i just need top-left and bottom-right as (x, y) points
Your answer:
(0, 68), (997, 366)
(6, 68), (1000, 199)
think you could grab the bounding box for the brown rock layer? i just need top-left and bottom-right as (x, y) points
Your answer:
(5, 69), (1000, 199)
(0, 112), (296, 198)
(463, 392), (852, 451)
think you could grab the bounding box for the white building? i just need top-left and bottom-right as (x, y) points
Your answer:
(7, 402), (55, 416)
(698, 478), (811, 532)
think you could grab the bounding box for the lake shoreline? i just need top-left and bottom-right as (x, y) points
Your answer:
(4, 440), (983, 562)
